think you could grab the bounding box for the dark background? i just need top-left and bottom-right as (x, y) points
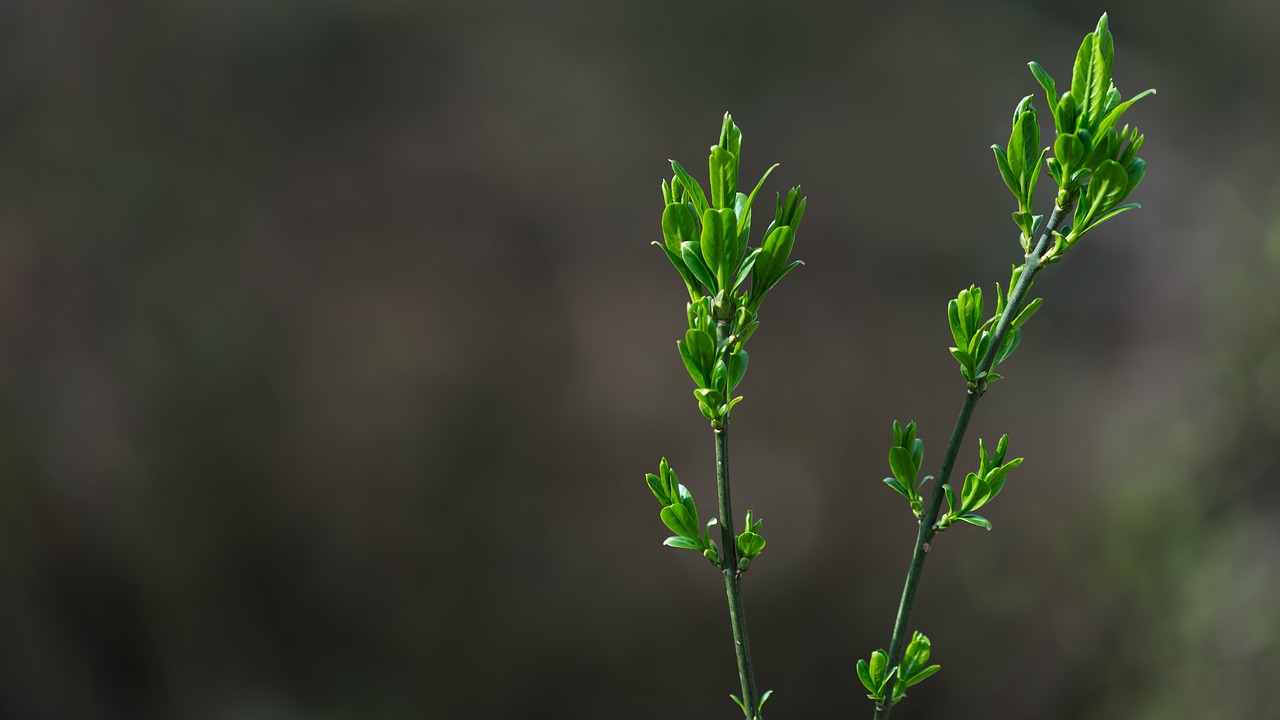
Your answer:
(2, 0), (1278, 718)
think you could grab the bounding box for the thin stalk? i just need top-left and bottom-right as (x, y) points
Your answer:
(715, 320), (762, 719)
(872, 204), (1069, 720)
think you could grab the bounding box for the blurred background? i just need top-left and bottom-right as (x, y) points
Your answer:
(1, 0), (1277, 718)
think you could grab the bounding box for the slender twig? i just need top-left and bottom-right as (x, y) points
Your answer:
(873, 203), (1069, 719)
(715, 320), (762, 718)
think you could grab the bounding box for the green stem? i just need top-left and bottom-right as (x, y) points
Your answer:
(715, 320), (761, 719)
(872, 204), (1069, 720)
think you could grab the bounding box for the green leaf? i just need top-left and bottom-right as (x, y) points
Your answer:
(992, 145), (1019, 200)
(869, 650), (889, 686)
(709, 145), (736, 209)
(1090, 202), (1140, 229)
(736, 531), (766, 559)
(943, 483), (956, 514)
(889, 446), (917, 486)
(680, 241), (717, 293)
(1083, 159), (1131, 223)
(685, 328), (715, 377)
(905, 665), (941, 687)
(733, 248), (761, 292)
(729, 694), (748, 717)
(661, 203), (699, 252)
(884, 476), (912, 501)
(1069, 33), (1097, 122)
(653, 242), (702, 299)
(995, 327), (1021, 365)
(959, 513), (992, 530)
(1012, 298), (1043, 328)
(1028, 61), (1058, 113)
(856, 659), (876, 694)
(677, 340), (708, 388)
(1097, 88), (1156, 137)
(738, 163), (779, 227)
(1054, 133), (1085, 171)
(663, 535), (705, 550)
(950, 347), (975, 378)
(660, 503), (698, 538)
(727, 350), (748, 392)
(699, 208), (730, 285)
(911, 438), (924, 474)
(758, 689), (774, 712)
(760, 224), (796, 282)
(947, 299), (967, 349)
(646, 473), (672, 506)
(670, 159), (709, 219)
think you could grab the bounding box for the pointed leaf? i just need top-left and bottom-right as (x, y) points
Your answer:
(670, 160), (708, 218)
(889, 446), (916, 486)
(959, 513), (992, 530)
(1028, 61), (1058, 113)
(663, 535), (705, 550)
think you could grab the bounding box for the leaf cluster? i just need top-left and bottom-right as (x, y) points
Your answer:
(937, 435), (1023, 532)
(946, 267), (1042, 391)
(882, 420), (931, 518)
(993, 14), (1153, 262)
(646, 458), (720, 565)
(858, 631), (941, 705)
(657, 113), (806, 424)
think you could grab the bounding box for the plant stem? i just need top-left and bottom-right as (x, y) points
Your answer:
(872, 204), (1069, 720)
(715, 321), (761, 719)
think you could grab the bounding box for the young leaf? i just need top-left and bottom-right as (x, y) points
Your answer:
(670, 159), (709, 218)
(959, 513), (992, 530)
(857, 659), (876, 695)
(889, 446), (917, 487)
(663, 536), (705, 550)
(680, 242), (717, 293)
(647, 473), (673, 506)
(1028, 61), (1058, 113)
(905, 665), (941, 687)
(1012, 298), (1043, 328)
(884, 476), (912, 501)
(660, 503), (698, 538)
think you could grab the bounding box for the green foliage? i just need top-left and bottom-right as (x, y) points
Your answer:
(937, 435), (1024, 532)
(1021, 13), (1154, 262)
(646, 458), (719, 564)
(654, 113), (805, 426)
(863, 15), (1154, 719)
(882, 420), (930, 518)
(946, 270), (1041, 391)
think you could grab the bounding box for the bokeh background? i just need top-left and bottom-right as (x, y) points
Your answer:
(2, 0), (1278, 718)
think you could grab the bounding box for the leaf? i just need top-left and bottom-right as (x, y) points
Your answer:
(856, 659), (876, 694)
(1028, 61), (1058, 113)
(884, 476), (912, 501)
(950, 347), (975, 378)
(670, 159), (709, 218)
(708, 145), (736, 209)
(680, 241), (717, 292)
(992, 145), (1019, 200)
(1012, 298), (1043, 328)
(661, 203), (699, 252)
(736, 531), (765, 559)
(905, 665), (941, 687)
(1054, 133), (1085, 171)
(995, 327), (1021, 365)
(1069, 33), (1096, 122)
(685, 328), (715, 377)
(727, 350), (749, 392)
(646, 473), (672, 506)
(663, 536), (705, 550)
(869, 650), (889, 686)
(699, 208), (730, 284)
(758, 689), (774, 712)
(738, 163), (779, 227)
(947, 299), (967, 349)
(889, 446), (917, 486)
(677, 340), (708, 388)
(911, 438), (924, 474)
(1097, 88), (1156, 137)
(733, 248), (761, 292)
(1090, 202), (1140, 229)
(1084, 159), (1131, 222)
(653, 242), (702, 298)
(959, 513), (992, 530)
(729, 694), (748, 717)
(660, 503), (698, 538)
(760, 225), (796, 283)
